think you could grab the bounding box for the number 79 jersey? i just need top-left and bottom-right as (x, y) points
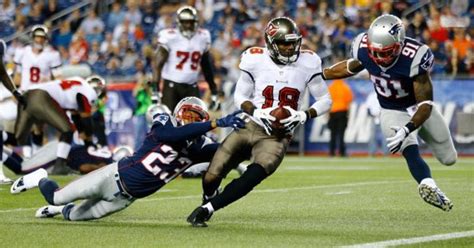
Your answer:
(351, 33), (434, 110)
(236, 47), (322, 111)
(158, 28), (211, 84)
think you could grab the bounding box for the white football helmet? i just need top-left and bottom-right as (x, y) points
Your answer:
(31, 25), (49, 50)
(173, 97), (209, 125)
(112, 146), (134, 161)
(146, 103), (172, 126)
(85, 75), (107, 98)
(176, 6), (198, 39)
(367, 14), (406, 66)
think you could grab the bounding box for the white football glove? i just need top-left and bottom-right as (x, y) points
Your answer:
(280, 106), (308, 133)
(386, 126), (409, 154)
(209, 94), (221, 111)
(253, 107), (276, 135)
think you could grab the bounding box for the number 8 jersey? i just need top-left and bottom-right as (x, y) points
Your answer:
(351, 33), (434, 110)
(158, 28), (211, 84)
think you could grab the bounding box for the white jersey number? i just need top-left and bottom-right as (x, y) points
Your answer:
(142, 145), (178, 181)
(370, 75), (408, 99)
(176, 51), (201, 70)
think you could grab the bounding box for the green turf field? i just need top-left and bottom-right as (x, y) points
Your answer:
(0, 156), (473, 247)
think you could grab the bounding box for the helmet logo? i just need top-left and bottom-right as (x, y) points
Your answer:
(388, 24), (401, 36)
(266, 23), (279, 37)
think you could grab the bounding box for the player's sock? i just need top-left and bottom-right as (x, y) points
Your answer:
(3, 155), (22, 174)
(39, 178), (59, 205)
(202, 173), (223, 199)
(62, 203), (75, 221)
(210, 163), (268, 211)
(402, 145), (431, 183)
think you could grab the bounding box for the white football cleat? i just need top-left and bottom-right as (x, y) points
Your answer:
(418, 182), (453, 212)
(0, 175), (13, 185)
(10, 168), (48, 194)
(35, 205), (65, 218)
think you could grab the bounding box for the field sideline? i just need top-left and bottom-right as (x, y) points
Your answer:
(0, 157), (473, 247)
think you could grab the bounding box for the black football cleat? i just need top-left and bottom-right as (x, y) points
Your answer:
(187, 207), (210, 227)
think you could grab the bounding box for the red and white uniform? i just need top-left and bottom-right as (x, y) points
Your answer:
(158, 28), (211, 84)
(234, 47), (331, 128)
(27, 76), (97, 111)
(13, 45), (62, 91)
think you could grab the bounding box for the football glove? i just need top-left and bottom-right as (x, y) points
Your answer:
(209, 94), (221, 111)
(386, 125), (409, 154)
(280, 106), (307, 133)
(216, 110), (245, 130)
(253, 107), (276, 135)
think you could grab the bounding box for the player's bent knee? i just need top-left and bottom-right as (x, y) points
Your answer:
(440, 152), (457, 166)
(242, 163), (268, 186)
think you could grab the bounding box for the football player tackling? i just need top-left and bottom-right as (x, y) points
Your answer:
(323, 15), (456, 211)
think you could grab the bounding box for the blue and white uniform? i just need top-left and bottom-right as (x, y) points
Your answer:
(351, 33), (456, 164)
(49, 114), (218, 221)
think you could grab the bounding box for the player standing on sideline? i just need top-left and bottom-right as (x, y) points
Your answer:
(187, 17), (332, 227)
(13, 25), (62, 155)
(152, 6), (220, 111)
(11, 97), (245, 221)
(322, 14), (456, 211)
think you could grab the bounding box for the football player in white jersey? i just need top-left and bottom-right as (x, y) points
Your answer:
(187, 17), (333, 227)
(13, 25), (62, 155)
(152, 6), (220, 112)
(13, 76), (106, 175)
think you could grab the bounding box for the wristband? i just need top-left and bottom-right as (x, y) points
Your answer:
(405, 122), (416, 133)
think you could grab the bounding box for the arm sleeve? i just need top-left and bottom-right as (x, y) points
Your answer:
(307, 75), (332, 116)
(234, 71), (255, 109)
(157, 30), (170, 51)
(151, 116), (213, 143)
(200, 51), (217, 94)
(410, 45), (434, 77)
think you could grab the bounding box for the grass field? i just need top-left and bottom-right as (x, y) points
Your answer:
(0, 156), (473, 247)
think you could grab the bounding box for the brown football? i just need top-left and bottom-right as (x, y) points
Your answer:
(270, 106), (291, 130)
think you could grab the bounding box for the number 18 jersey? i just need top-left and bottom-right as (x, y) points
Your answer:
(158, 28), (211, 84)
(351, 33), (434, 110)
(237, 47), (322, 111)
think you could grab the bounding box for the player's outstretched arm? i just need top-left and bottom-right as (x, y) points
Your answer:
(322, 59), (365, 80)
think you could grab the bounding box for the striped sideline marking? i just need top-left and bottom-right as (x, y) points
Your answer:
(340, 230), (474, 248)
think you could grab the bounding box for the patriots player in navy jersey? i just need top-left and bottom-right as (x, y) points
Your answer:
(3, 141), (118, 176)
(10, 97), (245, 221)
(323, 15), (456, 211)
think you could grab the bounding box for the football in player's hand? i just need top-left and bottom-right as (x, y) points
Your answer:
(270, 106), (291, 130)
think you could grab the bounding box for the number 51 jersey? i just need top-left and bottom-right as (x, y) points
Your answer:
(158, 28), (211, 84)
(237, 47), (322, 113)
(351, 33), (434, 110)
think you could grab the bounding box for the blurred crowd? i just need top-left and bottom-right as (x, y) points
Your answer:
(1, 0), (473, 88)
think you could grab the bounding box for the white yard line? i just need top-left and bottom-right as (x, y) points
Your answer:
(340, 230), (474, 248)
(283, 157), (474, 165)
(0, 207), (37, 213)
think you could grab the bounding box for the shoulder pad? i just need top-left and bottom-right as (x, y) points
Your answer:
(158, 29), (177, 44)
(239, 47), (265, 71)
(298, 50), (322, 72)
(350, 33), (366, 60)
(409, 44), (433, 77)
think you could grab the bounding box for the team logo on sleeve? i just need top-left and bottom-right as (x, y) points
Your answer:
(420, 52), (434, 71)
(153, 114), (170, 126)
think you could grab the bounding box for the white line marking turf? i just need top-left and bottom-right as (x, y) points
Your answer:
(340, 230), (474, 247)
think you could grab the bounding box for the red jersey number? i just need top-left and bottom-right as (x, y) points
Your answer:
(176, 51), (201, 70)
(30, 67), (41, 83)
(261, 86), (300, 110)
(60, 80), (82, 90)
